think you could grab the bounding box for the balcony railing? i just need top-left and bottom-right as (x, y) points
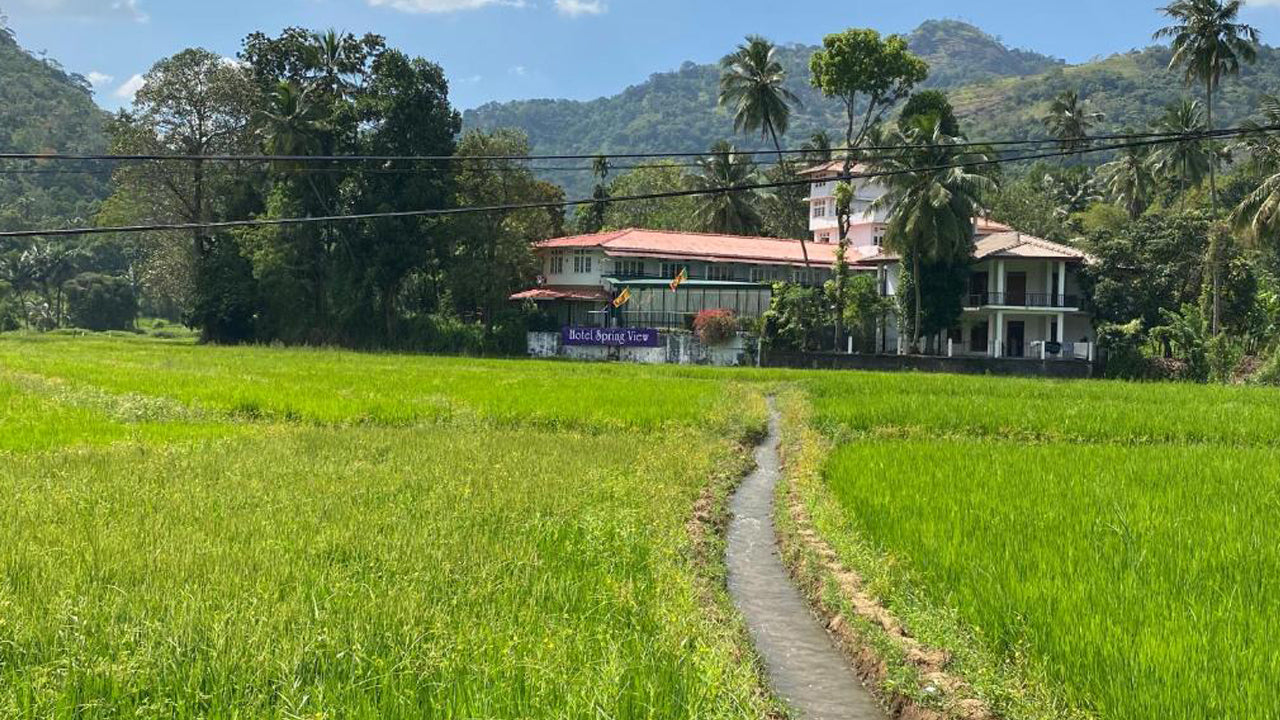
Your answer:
(965, 292), (1083, 309)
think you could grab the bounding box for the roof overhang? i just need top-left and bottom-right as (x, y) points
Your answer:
(603, 248), (834, 269)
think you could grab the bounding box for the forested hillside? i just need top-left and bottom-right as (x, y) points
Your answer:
(464, 19), (1280, 199)
(0, 21), (111, 231)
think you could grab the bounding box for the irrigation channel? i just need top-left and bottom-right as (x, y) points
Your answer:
(726, 406), (884, 720)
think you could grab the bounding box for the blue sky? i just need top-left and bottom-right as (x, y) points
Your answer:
(6, 0), (1280, 112)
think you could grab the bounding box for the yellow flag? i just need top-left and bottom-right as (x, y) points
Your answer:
(612, 287), (632, 308)
(669, 267), (688, 292)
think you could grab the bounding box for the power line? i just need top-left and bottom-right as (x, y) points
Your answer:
(0, 127), (1267, 241)
(0, 126), (1262, 166)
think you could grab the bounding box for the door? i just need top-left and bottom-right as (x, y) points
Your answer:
(1007, 321), (1025, 358)
(1006, 272), (1027, 306)
(970, 322), (989, 354)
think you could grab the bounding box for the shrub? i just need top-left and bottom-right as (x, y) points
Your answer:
(63, 273), (137, 331)
(693, 309), (737, 346)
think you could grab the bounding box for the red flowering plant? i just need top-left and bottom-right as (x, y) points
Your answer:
(693, 309), (737, 346)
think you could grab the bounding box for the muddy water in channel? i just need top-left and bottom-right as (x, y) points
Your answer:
(726, 407), (884, 720)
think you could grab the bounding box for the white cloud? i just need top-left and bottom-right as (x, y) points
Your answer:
(13, 0), (148, 22)
(456, 74), (483, 84)
(554, 0), (605, 17)
(114, 73), (145, 102)
(367, 0), (527, 13)
(509, 65), (527, 76)
(86, 71), (114, 87)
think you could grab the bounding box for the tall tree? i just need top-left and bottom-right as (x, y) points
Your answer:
(718, 35), (801, 158)
(800, 131), (834, 164)
(1147, 98), (1211, 208)
(1155, 0), (1259, 334)
(1099, 139), (1156, 220)
(1042, 91), (1103, 155)
(868, 114), (995, 352)
(450, 129), (561, 331)
(687, 141), (763, 235)
(810, 28), (928, 348)
(900, 90), (961, 137)
(105, 48), (256, 339)
(574, 156), (611, 234)
(1231, 95), (1280, 240)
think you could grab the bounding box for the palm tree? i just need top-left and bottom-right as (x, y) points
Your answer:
(1230, 95), (1280, 238)
(1156, 0), (1259, 211)
(1042, 90), (1104, 154)
(800, 131), (834, 165)
(1099, 139), (1156, 220)
(688, 141), (763, 235)
(868, 115), (996, 352)
(1147, 98), (1211, 208)
(257, 81), (326, 166)
(310, 29), (358, 98)
(719, 36), (801, 159)
(1156, 0), (1259, 334)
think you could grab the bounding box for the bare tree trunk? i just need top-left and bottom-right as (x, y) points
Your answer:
(773, 123), (811, 269)
(1207, 78), (1222, 336)
(912, 253), (923, 353)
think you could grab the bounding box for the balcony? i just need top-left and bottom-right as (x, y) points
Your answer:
(965, 292), (1084, 310)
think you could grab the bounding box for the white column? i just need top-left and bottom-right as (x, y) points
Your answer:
(1058, 261), (1067, 307)
(997, 260), (1007, 302)
(1058, 312), (1066, 344)
(995, 310), (1004, 358)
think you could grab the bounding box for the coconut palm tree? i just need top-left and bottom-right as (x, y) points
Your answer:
(719, 36), (802, 159)
(688, 141), (763, 236)
(1042, 91), (1104, 154)
(1147, 98), (1211, 208)
(257, 81), (326, 164)
(800, 131), (834, 165)
(1230, 95), (1280, 238)
(1156, 0), (1259, 211)
(868, 115), (996, 352)
(1156, 0), (1259, 334)
(1099, 140), (1156, 221)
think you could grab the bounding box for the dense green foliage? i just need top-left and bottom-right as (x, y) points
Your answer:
(0, 22), (110, 232)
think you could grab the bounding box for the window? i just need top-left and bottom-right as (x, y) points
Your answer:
(661, 262), (688, 279)
(707, 264), (734, 281)
(749, 266), (769, 283)
(872, 229), (885, 247)
(793, 268), (815, 286)
(573, 250), (593, 274)
(617, 259), (645, 277)
(811, 200), (827, 218)
(549, 250), (566, 274)
(819, 232), (832, 244)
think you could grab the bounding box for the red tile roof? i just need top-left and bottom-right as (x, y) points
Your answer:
(536, 229), (877, 268)
(798, 160), (870, 177)
(509, 286), (611, 302)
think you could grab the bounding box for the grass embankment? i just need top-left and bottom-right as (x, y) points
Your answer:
(783, 372), (1280, 720)
(0, 334), (777, 719)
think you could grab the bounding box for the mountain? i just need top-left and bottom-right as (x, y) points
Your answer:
(0, 22), (112, 232)
(463, 19), (1280, 200)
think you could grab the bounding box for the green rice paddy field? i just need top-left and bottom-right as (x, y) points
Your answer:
(2, 333), (1278, 719)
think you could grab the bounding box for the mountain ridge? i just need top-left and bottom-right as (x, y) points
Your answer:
(463, 19), (1280, 198)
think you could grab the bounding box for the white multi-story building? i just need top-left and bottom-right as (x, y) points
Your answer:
(801, 160), (1097, 361)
